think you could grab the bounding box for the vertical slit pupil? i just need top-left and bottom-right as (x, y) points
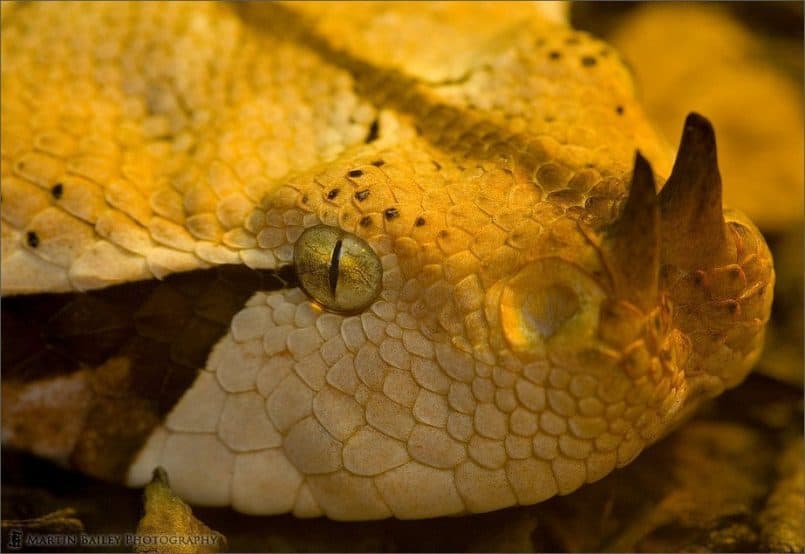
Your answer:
(329, 239), (343, 296)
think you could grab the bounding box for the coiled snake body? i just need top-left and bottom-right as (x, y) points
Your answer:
(1, 2), (774, 520)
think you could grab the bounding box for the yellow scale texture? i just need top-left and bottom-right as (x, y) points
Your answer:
(0, 2), (774, 520)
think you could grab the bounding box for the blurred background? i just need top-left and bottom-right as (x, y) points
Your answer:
(2, 2), (802, 552)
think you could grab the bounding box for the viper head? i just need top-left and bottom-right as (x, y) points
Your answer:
(184, 112), (774, 517)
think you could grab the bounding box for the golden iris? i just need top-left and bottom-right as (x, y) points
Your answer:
(293, 225), (383, 314)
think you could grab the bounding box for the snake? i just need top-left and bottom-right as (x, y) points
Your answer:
(1, 2), (775, 520)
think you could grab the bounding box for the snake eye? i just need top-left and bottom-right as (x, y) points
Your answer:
(293, 225), (383, 314)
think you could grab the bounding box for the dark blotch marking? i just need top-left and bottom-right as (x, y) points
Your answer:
(364, 119), (380, 144)
(581, 56), (597, 67)
(548, 50), (561, 60)
(326, 188), (340, 200)
(384, 207), (399, 220)
(727, 301), (739, 314)
(371, 159), (385, 167)
(301, 194), (309, 204)
(26, 231), (39, 248)
(415, 216), (426, 227)
(565, 36), (580, 45)
(354, 189), (370, 201)
(616, 105), (624, 116)
(51, 183), (63, 199)
(347, 169), (363, 178)
(1, 264), (298, 480)
(359, 215), (373, 228)
(329, 239), (342, 296)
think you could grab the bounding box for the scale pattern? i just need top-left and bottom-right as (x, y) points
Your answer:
(1, 2), (774, 520)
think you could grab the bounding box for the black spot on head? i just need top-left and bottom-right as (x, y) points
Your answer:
(548, 50), (561, 61)
(26, 231), (39, 248)
(544, 115), (555, 123)
(581, 56), (597, 67)
(301, 194), (309, 204)
(432, 160), (442, 170)
(615, 105), (624, 116)
(692, 272), (705, 286)
(415, 216), (426, 227)
(384, 207), (399, 220)
(347, 169), (364, 178)
(51, 183), (63, 199)
(359, 215), (372, 228)
(326, 188), (340, 200)
(727, 301), (739, 314)
(371, 159), (385, 167)
(354, 189), (370, 201)
(364, 119), (380, 144)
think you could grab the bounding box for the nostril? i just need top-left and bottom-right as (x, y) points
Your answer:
(499, 259), (604, 358)
(522, 284), (580, 338)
